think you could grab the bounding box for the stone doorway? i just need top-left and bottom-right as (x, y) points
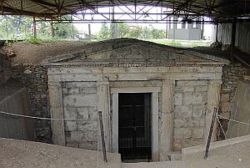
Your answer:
(118, 93), (152, 161)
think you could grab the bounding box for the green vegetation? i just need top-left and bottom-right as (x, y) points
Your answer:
(0, 16), (211, 48)
(0, 16), (78, 42)
(25, 36), (43, 44)
(97, 22), (166, 40)
(147, 39), (212, 48)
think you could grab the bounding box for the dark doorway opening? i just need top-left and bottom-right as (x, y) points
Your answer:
(118, 93), (151, 162)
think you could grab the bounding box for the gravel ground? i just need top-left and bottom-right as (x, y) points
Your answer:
(0, 138), (121, 168)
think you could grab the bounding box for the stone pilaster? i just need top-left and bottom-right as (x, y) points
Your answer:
(206, 80), (222, 142)
(97, 81), (111, 152)
(48, 82), (65, 146)
(160, 80), (175, 161)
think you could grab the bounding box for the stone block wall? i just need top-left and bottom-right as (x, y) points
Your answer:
(0, 49), (11, 85)
(218, 62), (249, 139)
(62, 82), (98, 150)
(11, 65), (50, 143)
(173, 80), (208, 151)
(220, 63), (249, 117)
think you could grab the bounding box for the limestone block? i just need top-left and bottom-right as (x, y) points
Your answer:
(192, 120), (200, 127)
(174, 119), (185, 128)
(173, 139), (183, 151)
(175, 86), (195, 93)
(177, 81), (208, 87)
(80, 87), (97, 94)
(66, 142), (79, 148)
(183, 139), (203, 148)
(184, 93), (203, 105)
(67, 88), (80, 94)
(77, 107), (89, 120)
(89, 109), (98, 121)
(195, 85), (208, 92)
(185, 119), (195, 127)
(78, 121), (97, 132)
(174, 93), (183, 105)
(192, 105), (204, 118)
(65, 121), (77, 131)
(192, 128), (204, 139)
(174, 128), (184, 139)
(64, 107), (77, 120)
(64, 94), (97, 107)
(70, 131), (82, 142)
(199, 120), (205, 127)
(79, 141), (97, 150)
(183, 128), (192, 139)
(65, 82), (96, 88)
(81, 130), (98, 142)
(174, 105), (192, 118)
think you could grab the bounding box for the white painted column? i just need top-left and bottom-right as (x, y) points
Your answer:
(97, 81), (111, 152)
(160, 80), (175, 161)
(205, 80), (222, 142)
(48, 82), (65, 146)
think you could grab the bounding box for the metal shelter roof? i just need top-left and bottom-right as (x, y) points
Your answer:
(1, 0), (250, 21)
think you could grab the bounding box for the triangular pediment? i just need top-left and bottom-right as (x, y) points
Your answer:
(43, 38), (229, 66)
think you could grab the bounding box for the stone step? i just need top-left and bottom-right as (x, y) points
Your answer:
(122, 161), (186, 168)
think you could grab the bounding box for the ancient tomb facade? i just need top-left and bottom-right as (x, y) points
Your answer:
(44, 39), (229, 161)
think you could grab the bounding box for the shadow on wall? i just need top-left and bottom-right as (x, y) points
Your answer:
(0, 79), (34, 140)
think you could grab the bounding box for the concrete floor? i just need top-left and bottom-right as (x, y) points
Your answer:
(1, 135), (250, 168)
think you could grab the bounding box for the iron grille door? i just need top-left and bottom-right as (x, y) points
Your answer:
(118, 93), (151, 161)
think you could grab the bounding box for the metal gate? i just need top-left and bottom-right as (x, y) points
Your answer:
(118, 93), (151, 161)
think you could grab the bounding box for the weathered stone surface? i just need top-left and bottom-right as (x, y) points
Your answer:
(221, 102), (231, 112)
(177, 81), (208, 87)
(64, 94), (97, 107)
(70, 131), (82, 142)
(61, 81), (99, 148)
(183, 129), (192, 139)
(77, 107), (89, 120)
(183, 93), (201, 105)
(65, 121), (77, 131)
(192, 128), (204, 139)
(66, 142), (79, 148)
(11, 65), (50, 143)
(174, 128), (184, 139)
(174, 119), (185, 128)
(221, 93), (230, 102)
(195, 85), (208, 92)
(173, 80), (208, 151)
(173, 138), (183, 151)
(192, 105), (204, 118)
(174, 93), (183, 105)
(175, 105), (192, 118)
(77, 121), (97, 132)
(79, 141), (97, 150)
(64, 107), (77, 120)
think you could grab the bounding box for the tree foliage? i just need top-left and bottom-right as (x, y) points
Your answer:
(97, 22), (166, 40)
(0, 16), (78, 40)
